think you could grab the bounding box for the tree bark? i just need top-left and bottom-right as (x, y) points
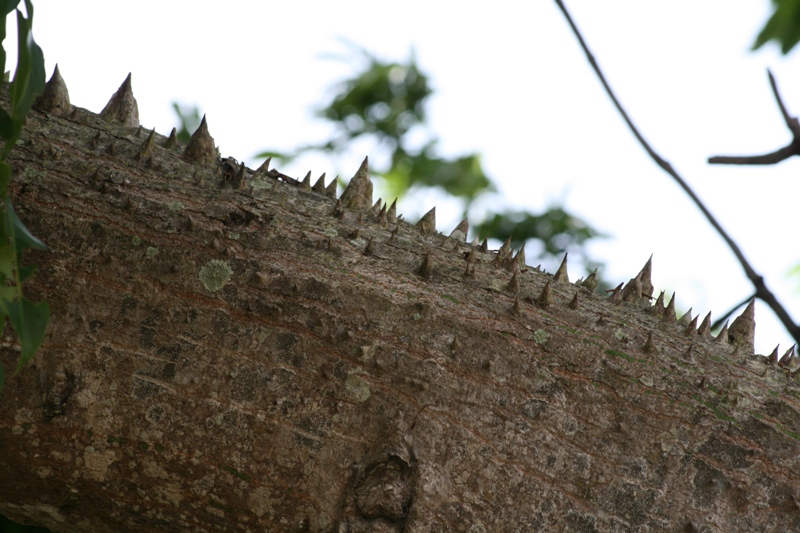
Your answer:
(1, 92), (799, 533)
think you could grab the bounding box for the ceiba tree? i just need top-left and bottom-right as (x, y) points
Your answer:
(1, 70), (799, 533)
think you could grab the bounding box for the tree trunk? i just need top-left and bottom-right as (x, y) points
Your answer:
(1, 78), (799, 533)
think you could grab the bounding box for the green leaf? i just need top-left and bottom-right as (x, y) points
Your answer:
(0, 106), (14, 139)
(7, 197), (46, 253)
(0, 0), (21, 16)
(7, 1), (45, 146)
(0, 242), (13, 278)
(4, 296), (49, 373)
(0, 159), (10, 196)
(753, 0), (800, 54)
(17, 262), (36, 282)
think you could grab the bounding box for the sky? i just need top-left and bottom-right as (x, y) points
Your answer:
(16, 1), (800, 354)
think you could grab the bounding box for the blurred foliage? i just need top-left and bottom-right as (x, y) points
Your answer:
(172, 102), (201, 144)
(753, 0), (800, 53)
(246, 43), (604, 274)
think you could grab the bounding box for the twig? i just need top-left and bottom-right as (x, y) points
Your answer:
(708, 70), (800, 165)
(554, 0), (800, 345)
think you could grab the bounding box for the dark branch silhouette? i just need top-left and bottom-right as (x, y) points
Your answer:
(554, 0), (800, 345)
(709, 70), (800, 165)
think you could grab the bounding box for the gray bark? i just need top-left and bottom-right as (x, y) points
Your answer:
(1, 92), (799, 533)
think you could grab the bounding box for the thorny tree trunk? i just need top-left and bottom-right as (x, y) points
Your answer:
(1, 75), (800, 533)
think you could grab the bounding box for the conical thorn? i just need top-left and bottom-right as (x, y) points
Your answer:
(34, 64), (72, 116)
(416, 207), (436, 234)
(662, 292), (677, 323)
(313, 173), (327, 194)
(100, 73), (139, 127)
(340, 156), (373, 210)
(728, 300), (755, 351)
(449, 217), (469, 241)
(698, 312), (712, 337)
(418, 252), (434, 279)
(182, 115), (216, 166)
(506, 269), (521, 294)
(553, 253), (569, 284)
(300, 171), (312, 190)
(643, 331), (658, 354)
(536, 281), (554, 308)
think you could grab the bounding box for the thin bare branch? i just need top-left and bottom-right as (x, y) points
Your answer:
(709, 69), (800, 165)
(768, 69), (800, 134)
(708, 143), (797, 165)
(554, 0), (800, 345)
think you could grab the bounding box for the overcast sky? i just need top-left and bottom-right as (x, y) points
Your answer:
(20, 1), (800, 354)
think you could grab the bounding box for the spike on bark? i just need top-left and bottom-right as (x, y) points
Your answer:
(698, 312), (712, 337)
(650, 290), (665, 314)
(778, 344), (795, 367)
(663, 292), (677, 323)
(643, 331), (658, 354)
(378, 203), (388, 227)
(372, 198), (383, 215)
(233, 163), (246, 189)
(608, 283), (624, 304)
(416, 207), (436, 234)
(554, 253), (569, 284)
(449, 218), (469, 241)
(512, 244), (526, 271)
(313, 173), (327, 194)
(100, 73), (139, 127)
(579, 269), (598, 293)
(678, 308), (693, 327)
(165, 127), (179, 148)
(34, 64), (71, 116)
(498, 236), (512, 260)
(728, 300), (755, 351)
(684, 315), (698, 337)
(325, 176), (338, 199)
(331, 199), (344, 218)
(136, 128), (156, 161)
(301, 171), (312, 190)
(568, 291), (579, 310)
(255, 157), (271, 176)
(637, 255), (654, 299)
(340, 156), (373, 210)
(715, 321), (729, 344)
(512, 296), (523, 315)
(364, 238), (375, 256)
(621, 272), (643, 304)
(418, 252), (434, 279)
(506, 269), (520, 294)
(387, 198), (397, 223)
(479, 238), (488, 253)
(182, 115), (216, 166)
(767, 345), (779, 365)
(536, 281), (553, 308)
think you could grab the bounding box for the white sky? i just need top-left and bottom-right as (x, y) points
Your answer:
(20, 1), (800, 354)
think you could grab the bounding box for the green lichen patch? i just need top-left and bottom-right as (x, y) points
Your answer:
(131, 236), (141, 247)
(441, 294), (459, 304)
(146, 246), (158, 259)
(168, 201), (184, 212)
(199, 260), (233, 292)
(533, 329), (549, 344)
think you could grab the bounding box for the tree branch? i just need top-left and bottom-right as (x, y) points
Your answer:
(708, 69), (800, 165)
(554, 0), (800, 345)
